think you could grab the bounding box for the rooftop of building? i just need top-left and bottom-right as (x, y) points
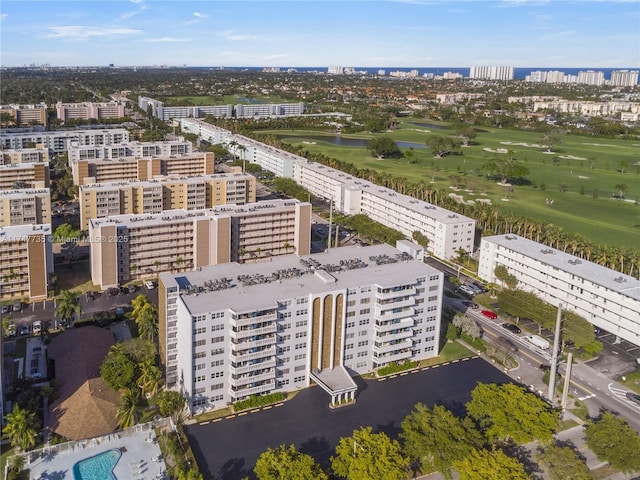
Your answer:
(0, 188), (50, 198)
(160, 244), (440, 315)
(484, 234), (640, 301)
(79, 173), (253, 191)
(89, 199), (307, 229)
(0, 223), (51, 239)
(0, 127), (129, 138)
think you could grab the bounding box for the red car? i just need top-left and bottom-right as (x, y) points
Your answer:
(481, 310), (498, 319)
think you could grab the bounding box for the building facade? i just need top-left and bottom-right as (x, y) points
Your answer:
(0, 189), (51, 227)
(0, 128), (130, 153)
(56, 102), (125, 122)
(89, 200), (311, 289)
(157, 243), (443, 413)
(0, 163), (50, 190)
(469, 65), (514, 81)
(478, 234), (640, 347)
(0, 104), (47, 126)
(67, 138), (192, 163)
(79, 173), (256, 229)
(0, 224), (53, 301)
(1, 145), (50, 165)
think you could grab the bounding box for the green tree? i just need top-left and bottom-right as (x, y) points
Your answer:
(614, 183), (627, 199)
(54, 290), (82, 324)
(446, 322), (460, 341)
(454, 126), (477, 147)
(453, 448), (531, 480)
(466, 383), (559, 444)
(585, 411), (640, 473)
(116, 387), (142, 428)
(331, 427), (409, 480)
(427, 134), (456, 158)
(366, 137), (402, 159)
(100, 347), (139, 391)
(52, 223), (81, 242)
(535, 444), (591, 480)
(254, 444), (328, 480)
(137, 357), (161, 397)
(2, 405), (40, 451)
(157, 390), (186, 424)
(137, 304), (158, 341)
(494, 265), (510, 286)
(411, 230), (429, 249)
(481, 157), (530, 184)
(453, 313), (483, 340)
(400, 403), (483, 478)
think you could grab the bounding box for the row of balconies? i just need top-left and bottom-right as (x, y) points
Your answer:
(374, 349), (413, 364)
(230, 358), (277, 376)
(229, 369), (275, 387)
(373, 338), (413, 355)
(374, 317), (414, 333)
(376, 286), (416, 300)
(231, 379), (275, 398)
(376, 328), (413, 343)
(230, 323), (277, 340)
(232, 335), (276, 350)
(232, 312), (277, 327)
(230, 346), (277, 363)
(376, 307), (415, 322)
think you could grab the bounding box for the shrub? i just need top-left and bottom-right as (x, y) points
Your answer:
(233, 392), (286, 412)
(377, 360), (419, 376)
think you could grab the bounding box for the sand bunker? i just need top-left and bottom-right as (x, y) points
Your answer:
(578, 175), (590, 179)
(448, 193), (475, 205)
(476, 198), (492, 205)
(302, 141), (317, 145)
(500, 141), (547, 148)
(584, 143), (617, 147)
(483, 147), (508, 153)
(560, 155), (586, 160)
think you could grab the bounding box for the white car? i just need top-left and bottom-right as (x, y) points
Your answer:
(32, 321), (42, 335)
(144, 280), (155, 290)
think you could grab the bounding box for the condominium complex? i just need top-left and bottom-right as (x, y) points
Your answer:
(0, 189), (51, 227)
(478, 235), (640, 347)
(89, 199), (311, 290)
(0, 163), (50, 190)
(0, 128), (130, 152)
(0, 224), (53, 301)
(67, 138), (192, 163)
(469, 65), (514, 81)
(71, 152), (215, 185)
(610, 70), (639, 87)
(532, 100), (640, 117)
(179, 119), (476, 260)
(56, 102), (125, 122)
(79, 173), (256, 229)
(138, 96), (304, 121)
(0, 104), (47, 126)
(577, 70), (605, 87)
(1, 145), (50, 165)
(157, 243), (443, 413)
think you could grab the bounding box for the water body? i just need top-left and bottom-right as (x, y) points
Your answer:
(407, 121), (447, 130)
(278, 134), (426, 149)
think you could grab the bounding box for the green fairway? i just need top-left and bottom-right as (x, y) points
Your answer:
(260, 121), (640, 248)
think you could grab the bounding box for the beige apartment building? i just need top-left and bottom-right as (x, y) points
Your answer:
(79, 173), (256, 229)
(0, 104), (47, 126)
(89, 200), (311, 290)
(71, 152), (215, 185)
(1, 145), (50, 165)
(56, 102), (125, 122)
(0, 189), (51, 227)
(67, 138), (192, 163)
(0, 163), (50, 190)
(0, 224), (53, 301)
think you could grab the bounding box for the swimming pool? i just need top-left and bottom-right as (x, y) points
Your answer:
(73, 449), (121, 480)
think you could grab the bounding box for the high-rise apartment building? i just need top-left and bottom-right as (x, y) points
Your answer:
(0, 104), (48, 126)
(55, 102), (126, 122)
(469, 65), (514, 81)
(89, 200), (311, 290)
(0, 189), (51, 227)
(67, 138), (193, 163)
(0, 224), (53, 301)
(158, 243), (443, 412)
(577, 70), (605, 86)
(610, 70), (639, 87)
(478, 235), (640, 347)
(79, 173), (256, 229)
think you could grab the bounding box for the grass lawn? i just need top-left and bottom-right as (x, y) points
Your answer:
(55, 259), (96, 293)
(261, 120), (640, 248)
(420, 340), (475, 367)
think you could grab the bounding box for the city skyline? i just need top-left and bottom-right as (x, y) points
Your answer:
(1, 0), (639, 69)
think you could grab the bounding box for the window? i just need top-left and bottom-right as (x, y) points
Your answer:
(294, 376), (305, 383)
(211, 383), (224, 390)
(211, 324), (224, 332)
(211, 348), (224, 356)
(358, 318), (370, 326)
(295, 343), (305, 350)
(211, 336), (224, 343)
(294, 353), (306, 361)
(294, 364), (306, 372)
(357, 340), (369, 347)
(359, 308), (370, 315)
(211, 371), (224, 379)
(211, 359), (224, 367)
(295, 331), (307, 338)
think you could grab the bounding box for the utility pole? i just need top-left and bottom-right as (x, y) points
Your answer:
(327, 200), (333, 250)
(548, 304), (563, 404)
(561, 352), (573, 410)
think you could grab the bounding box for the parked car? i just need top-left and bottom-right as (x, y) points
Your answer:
(539, 364), (551, 371)
(501, 322), (521, 334)
(497, 336), (518, 352)
(458, 285), (476, 297)
(1, 305), (10, 314)
(472, 282), (487, 293)
(20, 324), (29, 336)
(6, 323), (16, 337)
(12, 302), (22, 312)
(626, 392), (640, 406)
(525, 334), (551, 350)
(107, 287), (119, 297)
(462, 300), (479, 310)
(32, 321), (42, 335)
(481, 310), (498, 319)
(118, 286), (128, 296)
(145, 280), (155, 290)
(128, 284), (138, 293)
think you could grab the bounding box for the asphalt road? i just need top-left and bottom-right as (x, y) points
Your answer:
(185, 357), (512, 480)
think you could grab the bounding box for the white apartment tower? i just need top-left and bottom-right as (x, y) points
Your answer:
(469, 65), (514, 81)
(610, 70), (639, 87)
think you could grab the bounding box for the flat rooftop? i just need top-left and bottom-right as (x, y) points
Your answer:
(485, 234), (640, 301)
(0, 223), (51, 239)
(161, 244), (441, 315)
(0, 188), (50, 198)
(79, 173), (253, 191)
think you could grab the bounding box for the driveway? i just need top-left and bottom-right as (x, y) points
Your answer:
(185, 357), (513, 480)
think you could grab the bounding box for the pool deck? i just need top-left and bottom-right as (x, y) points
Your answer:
(27, 429), (167, 480)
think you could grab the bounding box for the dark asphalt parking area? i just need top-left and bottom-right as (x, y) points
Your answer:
(185, 357), (513, 480)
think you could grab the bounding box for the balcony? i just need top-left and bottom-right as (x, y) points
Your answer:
(376, 328), (413, 343)
(229, 370), (275, 388)
(230, 346), (276, 363)
(230, 323), (277, 340)
(233, 313), (277, 328)
(376, 308), (415, 323)
(373, 338), (413, 355)
(376, 286), (416, 300)
(231, 380), (275, 398)
(376, 297), (415, 313)
(231, 358), (276, 376)
(233, 336), (276, 350)
(375, 349), (412, 365)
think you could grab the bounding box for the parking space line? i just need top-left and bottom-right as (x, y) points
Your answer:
(421, 367), (430, 371)
(400, 372), (409, 376)
(250, 409), (260, 413)
(378, 378), (387, 381)
(275, 403), (284, 407)
(452, 359), (459, 363)
(212, 418), (222, 423)
(199, 421), (210, 426)
(238, 412), (248, 416)
(225, 415), (236, 420)
(263, 406), (272, 410)
(411, 370), (418, 374)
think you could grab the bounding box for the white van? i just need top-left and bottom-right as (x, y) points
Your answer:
(144, 280), (155, 290)
(32, 321), (42, 335)
(525, 335), (550, 350)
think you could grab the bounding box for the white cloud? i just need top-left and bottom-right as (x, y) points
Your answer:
(1, 13), (8, 21)
(193, 12), (208, 19)
(226, 34), (259, 41)
(46, 26), (143, 39)
(264, 53), (288, 61)
(119, 6), (148, 20)
(498, 0), (551, 7)
(143, 37), (191, 43)
(541, 30), (574, 40)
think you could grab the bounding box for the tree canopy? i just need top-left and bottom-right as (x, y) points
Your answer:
(100, 346), (139, 391)
(481, 157), (530, 184)
(400, 403), (483, 479)
(254, 444), (328, 480)
(466, 383), (559, 444)
(535, 444), (591, 480)
(331, 427), (409, 480)
(585, 411), (640, 473)
(366, 137), (402, 158)
(157, 390), (186, 424)
(426, 134), (457, 158)
(453, 448), (532, 480)
(2, 405), (40, 451)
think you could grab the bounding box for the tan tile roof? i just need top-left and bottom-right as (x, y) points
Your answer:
(47, 326), (121, 440)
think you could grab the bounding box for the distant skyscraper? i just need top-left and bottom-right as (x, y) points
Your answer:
(610, 70), (639, 87)
(525, 71), (547, 82)
(577, 70), (605, 86)
(469, 65), (514, 81)
(328, 66), (343, 75)
(545, 71), (566, 83)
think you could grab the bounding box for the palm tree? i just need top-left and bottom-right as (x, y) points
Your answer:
(2, 405), (40, 451)
(55, 290), (82, 325)
(131, 294), (151, 319)
(137, 305), (158, 341)
(116, 388), (142, 429)
(137, 358), (161, 397)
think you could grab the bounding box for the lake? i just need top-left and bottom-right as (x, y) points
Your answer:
(277, 134), (426, 149)
(407, 121), (447, 129)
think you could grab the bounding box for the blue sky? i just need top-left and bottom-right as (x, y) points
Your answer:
(1, 1), (638, 68)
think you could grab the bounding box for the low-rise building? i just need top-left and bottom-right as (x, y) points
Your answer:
(0, 224), (53, 301)
(0, 163), (50, 190)
(79, 173), (256, 229)
(0, 128), (129, 152)
(67, 138), (192, 163)
(158, 243), (443, 413)
(1, 145), (50, 165)
(56, 102), (125, 123)
(0, 104), (47, 126)
(0, 188), (51, 226)
(89, 200), (311, 290)
(478, 234), (640, 347)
